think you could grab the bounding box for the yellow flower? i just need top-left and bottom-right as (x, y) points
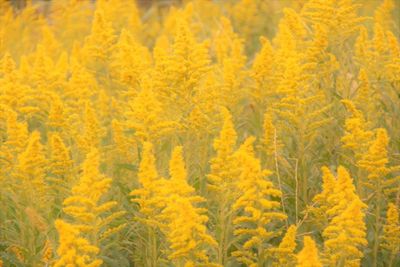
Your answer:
(83, 9), (116, 66)
(16, 132), (48, 210)
(162, 197), (218, 266)
(212, 17), (247, 110)
(281, 8), (307, 40)
(296, 236), (322, 267)
(219, 54), (246, 111)
(213, 17), (245, 67)
(62, 148), (124, 241)
(251, 36), (275, 103)
(269, 225), (297, 267)
(326, 166), (359, 218)
(160, 16), (211, 122)
(39, 24), (61, 60)
(4, 109), (28, 156)
(2, 1), (400, 266)
(232, 137), (286, 266)
(130, 142), (167, 227)
(381, 203), (400, 257)
(358, 128), (399, 195)
(207, 107), (238, 192)
(301, 0), (366, 44)
(341, 99), (374, 160)
(54, 220), (102, 267)
(134, 142), (159, 193)
(354, 26), (372, 67)
(323, 198), (368, 267)
(42, 239), (53, 264)
(206, 107), (242, 264)
(78, 101), (103, 154)
(167, 146), (195, 197)
(65, 60), (98, 102)
(126, 76), (178, 143)
(358, 128), (389, 180)
(110, 28), (151, 90)
(308, 167), (337, 228)
(270, 8), (333, 203)
(49, 0), (93, 50)
(374, 0), (395, 30)
(262, 109), (282, 158)
(160, 145), (218, 266)
(306, 23), (339, 85)
(231, 0), (265, 43)
(355, 69), (380, 123)
(386, 30), (400, 85)
(322, 166), (367, 266)
(30, 44), (57, 91)
(48, 95), (67, 130)
(0, 52), (19, 82)
(49, 133), (73, 179)
(96, 0), (142, 36)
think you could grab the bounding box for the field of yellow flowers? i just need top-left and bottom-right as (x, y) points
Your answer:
(0, 0), (399, 266)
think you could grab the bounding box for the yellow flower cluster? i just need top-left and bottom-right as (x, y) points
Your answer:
(269, 225), (297, 266)
(54, 220), (102, 267)
(296, 236), (322, 267)
(232, 137), (287, 266)
(55, 149), (125, 265)
(0, 0), (399, 266)
(382, 203), (400, 261)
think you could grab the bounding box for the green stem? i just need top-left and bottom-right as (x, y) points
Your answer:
(147, 226), (157, 267)
(372, 182), (382, 267)
(217, 199), (227, 265)
(298, 130), (306, 205)
(257, 220), (264, 267)
(274, 128), (287, 227)
(151, 227), (157, 267)
(356, 168), (364, 200)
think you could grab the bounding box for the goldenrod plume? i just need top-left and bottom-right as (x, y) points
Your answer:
(296, 236), (322, 267)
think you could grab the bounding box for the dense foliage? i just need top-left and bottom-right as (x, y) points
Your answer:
(0, 0), (399, 266)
